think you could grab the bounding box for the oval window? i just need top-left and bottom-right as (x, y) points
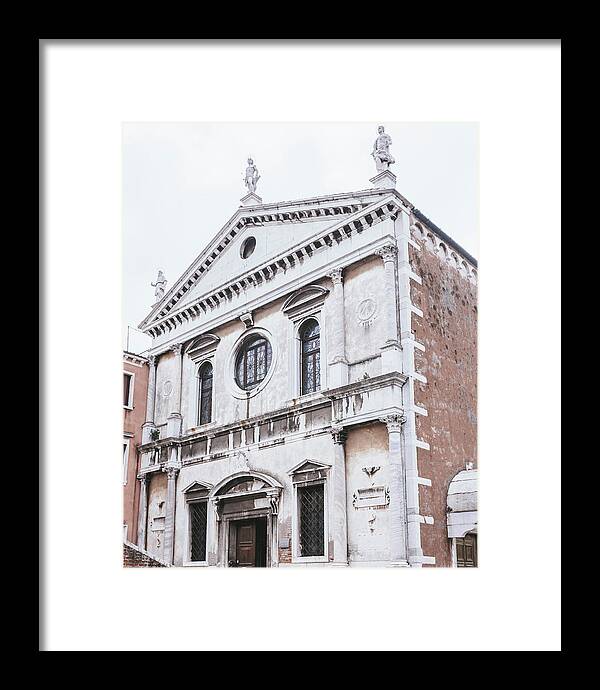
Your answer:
(235, 335), (272, 390)
(240, 236), (256, 259)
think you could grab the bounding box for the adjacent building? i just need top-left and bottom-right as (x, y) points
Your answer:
(123, 351), (149, 544)
(131, 133), (478, 568)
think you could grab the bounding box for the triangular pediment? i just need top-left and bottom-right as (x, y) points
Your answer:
(138, 189), (399, 334)
(182, 480), (213, 494)
(288, 459), (331, 476)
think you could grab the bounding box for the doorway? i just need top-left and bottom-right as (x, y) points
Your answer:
(228, 517), (267, 567)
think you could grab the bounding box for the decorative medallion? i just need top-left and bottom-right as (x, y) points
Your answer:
(162, 380), (173, 397)
(356, 297), (378, 326)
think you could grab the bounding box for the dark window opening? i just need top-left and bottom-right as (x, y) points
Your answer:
(300, 319), (320, 395)
(235, 336), (272, 390)
(298, 483), (325, 557)
(190, 501), (208, 562)
(123, 373), (133, 407)
(198, 362), (213, 425)
(456, 533), (477, 567)
(241, 236), (256, 259)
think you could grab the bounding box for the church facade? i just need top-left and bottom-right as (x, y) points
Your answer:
(133, 133), (477, 568)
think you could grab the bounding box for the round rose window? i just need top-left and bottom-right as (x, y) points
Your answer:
(235, 335), (272, 390)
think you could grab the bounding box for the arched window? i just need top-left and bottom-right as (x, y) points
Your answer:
(198, 362), (213, 425)
(300, 319), (320, 395)
(235, 335), (272, 390)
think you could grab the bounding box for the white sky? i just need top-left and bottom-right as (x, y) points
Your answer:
(123, 122), (478, 354)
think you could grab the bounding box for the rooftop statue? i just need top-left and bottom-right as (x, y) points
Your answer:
(372, 125), (395, 172)
(151, 270), (167, 302)
(244, 157), (260, 194)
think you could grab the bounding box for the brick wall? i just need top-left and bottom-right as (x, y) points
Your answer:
(123, 541), (168, 567)
(409, 241), (477, 567)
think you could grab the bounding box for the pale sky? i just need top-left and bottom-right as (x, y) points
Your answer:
(123, 122), (478, 354)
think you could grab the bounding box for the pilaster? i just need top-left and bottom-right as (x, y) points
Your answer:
(396, 215), (426, 567)
(162, 464), (180, 565)
(376, 244), (402, 372)
(137, 474), (150, 551)
(328, 268), (349, 388)
(145, 354), (157, 425)
(207, 497), (221, 566)
(330, 423), (349, 564)
(380, 414), (409, 566)
(170, 343), (183, 415)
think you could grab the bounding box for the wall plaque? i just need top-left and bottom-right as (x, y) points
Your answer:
(352, 485), (390, 509)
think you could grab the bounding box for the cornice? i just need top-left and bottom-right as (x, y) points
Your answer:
(140, 374), (402, 453)
(410, 213), (478, 283)
(123, 351), (148, 367)
(142, 195), (402, 340)
(139, 189), (411, 333)
(323, 371), (408, 401)
(146, 232), (397, 356)
(139, 395), (332, 453)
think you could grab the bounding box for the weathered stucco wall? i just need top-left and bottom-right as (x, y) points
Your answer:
(173, 427), (336, 566)
(345, 422), (390, 563)
(153, 261), (387, 434)
(409, 242), (477, 567)
(146, 472), (168, 561)
(344, 257), (385, 382)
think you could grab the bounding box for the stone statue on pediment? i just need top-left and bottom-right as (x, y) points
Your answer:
(244, 158), (260, 194)
(151, 270), (167, 302)
(372, 125), (395, 172)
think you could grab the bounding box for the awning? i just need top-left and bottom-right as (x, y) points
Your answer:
(447, 468), (478, 539)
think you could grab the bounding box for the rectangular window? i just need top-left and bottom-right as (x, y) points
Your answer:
(456, 534), (477, 567)
(190, 501), (208, 562)
(298, 483), (325, 557)
(122, 441), (129, 485)
(123, 372), (134, 408)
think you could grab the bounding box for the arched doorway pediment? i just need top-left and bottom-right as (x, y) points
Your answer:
(210, 471), (283, 499)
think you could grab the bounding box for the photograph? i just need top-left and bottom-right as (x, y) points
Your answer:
(42, 40), (561, 651)
(122, 122), (478, 569)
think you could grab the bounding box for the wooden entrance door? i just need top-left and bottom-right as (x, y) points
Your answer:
(235, 520), (256, 567)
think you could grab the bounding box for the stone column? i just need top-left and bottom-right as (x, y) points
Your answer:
(142, 355), (158, 444)
(376, 244), (402, 372)
(330, 423), (349, 564)
(137, 474), (150, 551)
(162, 465), (179, 565)
(380, 414), (409, 566)
(328, 268), (349, 388)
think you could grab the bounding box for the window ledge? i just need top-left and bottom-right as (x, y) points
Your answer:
(183, 560), (209, 567)
(186, 422), (217, 435)
(292, 556), (328, 564)
(286, 391), (324, 407)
